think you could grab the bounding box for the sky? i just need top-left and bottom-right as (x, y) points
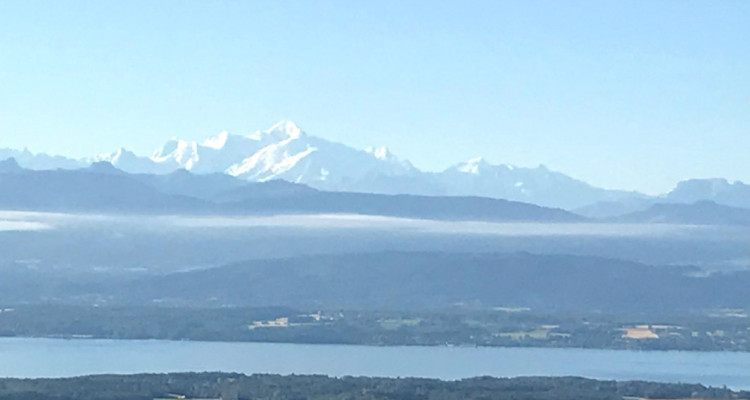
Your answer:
(0, 0), (748, 194)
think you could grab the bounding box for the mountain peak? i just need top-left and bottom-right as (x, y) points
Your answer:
(665, 178), (750, 209)
(467, 156), (488, 165)
(0, 157), (22, 173)
(669, 178), (734, 201)
(94, 147), (135, 163)
(152, 139), (199, 169)
(1, 122), (660, 210)
(202, 131), (230, 149)
(453, 157), (492, 174)
(365, 146), (397, 161)
(262, 120), (304, 141)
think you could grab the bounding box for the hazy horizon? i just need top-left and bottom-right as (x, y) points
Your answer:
(1, 118), (747, 196)
(2, 1), (749, 193)
(2, 2), (750, 394)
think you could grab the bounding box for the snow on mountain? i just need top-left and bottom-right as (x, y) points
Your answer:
(94, 148), (178, 174)
(364, 146), (416, 175)
(202, 131), (230, 150)
(87, 121), (419, 193)
(451, 157), (502, 175)
(440, 157), (637, 209)
(0, 121), (651, 210)
(226, 122), (420, 189)
(151, 139), (199, 169)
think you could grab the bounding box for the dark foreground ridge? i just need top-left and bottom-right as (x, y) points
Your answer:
(0, 373), (746, 400)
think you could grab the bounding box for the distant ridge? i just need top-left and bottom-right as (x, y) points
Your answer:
(667, 178), (750, 209)
(576, 178), (750, 219)
(0, 121), (636, 209)
(0, 157), (22, 173)
(616, 201), (750, 226)
(100, 251), (750, 313)
(1, 121), (747, 211)
(0, 163), (583, 222)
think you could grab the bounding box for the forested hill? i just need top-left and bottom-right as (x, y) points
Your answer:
(0, 373), (743, 400)
(114, 252), (747, 314)
(4, 252), (750, 314)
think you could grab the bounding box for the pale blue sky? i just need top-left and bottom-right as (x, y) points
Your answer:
(1, 0), (748, 193)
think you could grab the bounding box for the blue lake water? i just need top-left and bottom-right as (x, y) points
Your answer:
(1, 338), (749, 389)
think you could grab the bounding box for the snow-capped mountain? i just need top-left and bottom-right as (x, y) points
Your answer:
(438, 157), (639, 209)
(224, 122), (420, 188)
(0, 120), (667, 210)
(94, 148), (178, 174)
(95, 121), (422, 193)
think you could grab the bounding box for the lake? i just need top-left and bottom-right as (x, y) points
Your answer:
(1, 338), (749, 389)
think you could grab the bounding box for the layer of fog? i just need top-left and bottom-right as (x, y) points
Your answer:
(0, 220), (52, 232)
(1, 211), (748, 274)
(0, 211), (728, 237)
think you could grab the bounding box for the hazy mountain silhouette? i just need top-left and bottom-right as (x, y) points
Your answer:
(0, 163), (582, 222)
(667, 179), (750, 209)
(95, 252), (749, 314)
(0, 157), (23, 173)
(5, 125), (749, 212)
(0, 122), (646, 209)
(573, 197), (655, 219)
(0, 164), (209, 213)
(575, 178), (750, 219)
(617, 201), (750, 226)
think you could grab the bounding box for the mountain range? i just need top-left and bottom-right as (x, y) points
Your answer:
(1, 121), (748, 212)
(2, 157), (749, 226)
(6, 251), (750, 313)
(614, 201), (750, 226)
(0, 158), (584, 222)
(575, 179), (750, 218)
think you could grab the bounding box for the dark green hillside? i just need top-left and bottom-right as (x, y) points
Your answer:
(0, 373), (744, 400)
